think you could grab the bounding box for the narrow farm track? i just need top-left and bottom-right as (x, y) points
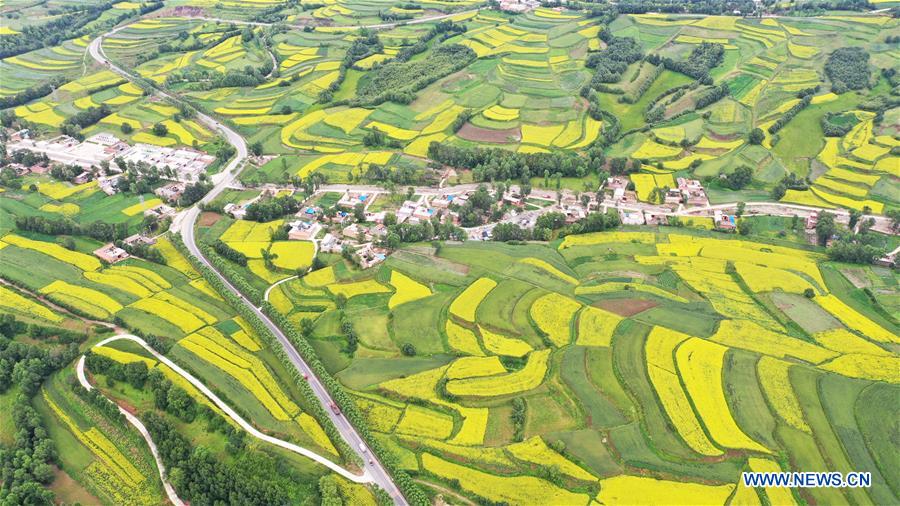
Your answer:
(88, 21), (408, 504)
(78, 335), (369, 482)
(76, 355), (185, 506)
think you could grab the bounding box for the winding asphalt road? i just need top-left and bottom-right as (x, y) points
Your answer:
(88, 26), (408, 505)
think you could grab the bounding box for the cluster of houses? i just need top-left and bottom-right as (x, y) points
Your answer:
(498, 0), (541, 12)
(7, 131), (215, 188)
(604, 176), (710, 208)
(92, 234), (157, 265)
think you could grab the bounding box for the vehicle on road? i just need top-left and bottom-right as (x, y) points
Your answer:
(330, 402), (341, 415)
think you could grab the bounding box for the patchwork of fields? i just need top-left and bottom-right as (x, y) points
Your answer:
(1, 2), (899, 505)
(5, 7), (898, 211)
(263, 230), (899, 505)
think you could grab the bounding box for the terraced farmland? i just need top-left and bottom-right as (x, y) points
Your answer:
(262, 230), (899, 505)
(1, 1), (898, 505)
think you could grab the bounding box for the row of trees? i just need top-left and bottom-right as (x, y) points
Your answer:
(427, 142), (607, 182)
(0, 315), (85, 504)
(179, 237), (429, 504)
(651, 42), (724, 83)
(492, 209), (621, 242)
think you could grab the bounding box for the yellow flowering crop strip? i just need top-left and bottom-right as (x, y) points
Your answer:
(179, 329), (300, 420)
(559, 231), (656, 249)
(814, 295), (898, 344)
(40, 280), (123, 316)
(812, 328), (888, 356)
(758, 357), (811, 433)
(327, 279), (391, 299)
(121, 198), (162, 216)
(43, 392), (146, 491)
(576, 306), (621, 347)
(110, 265), (171, 291)
(712, 320), (836, 364)
(304, 266), (336, 287)
(446, 321), (485, 356)
(819, 354), (900, 383)
(129, 298), (204, 333)
(575, 282), (688, 303)
(188, 278), (223, 301)
(388, 271), (432, 309)
(448, 277), (497, 321)
(676, 338), (769, 453)
(269, 241), (315, 271)
(92, 346), (158, 368)
(381, 365), (448, 402)
(446, 349), (550, 397)
(530, 293), (580, 347)
(446, 356), (507, 380)
(3, 233), (101, 271)
(422, 453), (589, 505)
(734, 262), (818, 295)
(645, 326), (723, 456)
(0, 285), (63, 322)
(269, 285), (293, 313)
(507, 436), (596, 481)
(153, 237), (200, 279)
(518, 258), (577, 284)
(478, 325), (532, 357)
(355, 395), (404, 432)
(597, 475), (734, 505)
(154, 292), (217, 324)
(395, 405), (455, 439)
(447, 405), (489, 446)
(84, 271), (153, 298)
(297, 412), (339, 456)
(405, 436), (513, 466)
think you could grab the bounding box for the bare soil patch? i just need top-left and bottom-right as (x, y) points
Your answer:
(198, 211), (222, 227)
(458, 123), (521, 143)
(595, 298), (658, 317)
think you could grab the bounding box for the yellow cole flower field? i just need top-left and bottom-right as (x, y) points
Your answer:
(446, 349), (550, 397)
(0, 285), (63, 322)
(576, 306), (622, 346)
(758, 357), (811, 433)
(448, 277), (497, 321)
(597, 475), (735, 506)
(814, 295), (898, 344)
(421, 453), (589, 505)
(394, 405), (455, 440)
(518, 257), (577, 284)
(179, 328), (301, 421)
(387, 270), (432, 309)
(92, 346), (158, 368)
(445, 356), (507, 380)
(327, 279), (391, 299)
(529, 293), (580, 347)
(646, 327), (723, 456)
(478, 325), (532, 357)
(3, 233), (101, 271)
(676, 338), (770, 453)
(445, 321), (485, 356)
(507, 436), (596, 481)
(40, 280), (123, 319)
